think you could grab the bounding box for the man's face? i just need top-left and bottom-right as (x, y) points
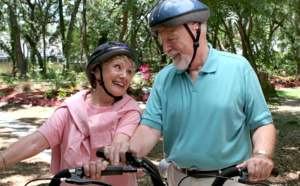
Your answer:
(158, 24), (194, 70)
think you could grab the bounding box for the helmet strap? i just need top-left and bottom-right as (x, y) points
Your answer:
(183, 23), (201, 69)
(95, 65), (123, 102)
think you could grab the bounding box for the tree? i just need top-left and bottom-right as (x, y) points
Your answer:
(59, 0), (82, 70)
(20, 0), (58, 75)
(8, 0), (25, 77)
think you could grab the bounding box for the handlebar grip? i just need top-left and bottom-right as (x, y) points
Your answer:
(101, 165), (124, 176)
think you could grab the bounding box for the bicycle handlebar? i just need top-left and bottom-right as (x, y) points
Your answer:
(47, 150), (165, 186)
(211, 166), (279, 186)
(29, 150), (279, 186)
(97, 149), (165, 186)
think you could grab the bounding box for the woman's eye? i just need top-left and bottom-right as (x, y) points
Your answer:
(127, 70), (132, 75)
(115, 65), (121, 69)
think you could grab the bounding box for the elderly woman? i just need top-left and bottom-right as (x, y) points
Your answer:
(0, 42), (141, 185)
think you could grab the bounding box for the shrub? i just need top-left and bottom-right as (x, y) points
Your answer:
(261, 81), (279, 105)
(0, 91), (5, 99)
(2, 75), (18, 86)
(45, 89), (55, 99)
(57, 88), (67, 101)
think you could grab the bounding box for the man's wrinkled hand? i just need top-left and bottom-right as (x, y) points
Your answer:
(237, 154), (274, 181)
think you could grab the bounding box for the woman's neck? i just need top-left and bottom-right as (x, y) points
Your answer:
(87, 89), (115, 107)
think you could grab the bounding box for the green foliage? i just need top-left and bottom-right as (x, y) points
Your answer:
(44, 89), (55, 99)
(57, 88), (67, 101)
(0, 91), (5, 98)
(57, 85), (76, 101)
(1, 75), (18, 86)
(1, 0), (299, 81)
(50, 70), (77, 89)
(260, 81), (280, 105)
(77, 72), (89, 87)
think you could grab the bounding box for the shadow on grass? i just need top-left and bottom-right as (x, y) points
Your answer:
(276, 88), (300, 99)
(0, 102), (26, 112)
(0, 161), (51, 186)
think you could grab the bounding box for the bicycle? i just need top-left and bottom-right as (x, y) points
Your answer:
(25, 151), (279, 186)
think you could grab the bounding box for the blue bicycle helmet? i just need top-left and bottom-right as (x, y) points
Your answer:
(149, 0), (210, 68)
(86, 41), (137, 101)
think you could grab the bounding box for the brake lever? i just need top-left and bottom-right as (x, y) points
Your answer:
(125, 151), (143, 168)
(238, 167), (250, 184)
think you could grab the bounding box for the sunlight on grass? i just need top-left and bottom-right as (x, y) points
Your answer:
(276, 87), (300, 99)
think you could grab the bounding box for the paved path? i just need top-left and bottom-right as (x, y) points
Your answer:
(0, 112), (51, 163)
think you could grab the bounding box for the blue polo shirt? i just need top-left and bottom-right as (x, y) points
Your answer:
(141, 44), (273, 170)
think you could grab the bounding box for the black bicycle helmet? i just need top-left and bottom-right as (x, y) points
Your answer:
(149, 0), (210, 68)
(86, 41), (137, 101)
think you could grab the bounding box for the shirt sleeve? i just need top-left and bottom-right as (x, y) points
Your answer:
(38, 106), (70, 148)
(244, 68), (273, 130)
(116, 109), (141, 137)
(140, 75), (164, 131)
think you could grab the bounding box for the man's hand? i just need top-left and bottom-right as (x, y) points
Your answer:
(82, 159), (109, 181)
(237, 154), (274, 181)
(104, 142), (138, 166)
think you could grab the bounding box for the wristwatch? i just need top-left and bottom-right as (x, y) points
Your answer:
(254, 150), (271, 157)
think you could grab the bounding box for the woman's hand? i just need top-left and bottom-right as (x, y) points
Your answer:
(82, 159), (109, 181)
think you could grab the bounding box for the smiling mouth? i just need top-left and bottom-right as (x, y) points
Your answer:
(113, 82), (124, 87)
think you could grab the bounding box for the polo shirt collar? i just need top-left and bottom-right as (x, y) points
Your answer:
(175, 43), (218, 74)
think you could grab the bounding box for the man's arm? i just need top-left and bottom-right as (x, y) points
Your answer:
(252, 122), (276, 156)
(105, 124), (161, 165)
(237, 123), (276, 181)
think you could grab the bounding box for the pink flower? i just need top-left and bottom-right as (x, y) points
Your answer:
(139, 64), (150, 73)
(143, 72), (152, 81)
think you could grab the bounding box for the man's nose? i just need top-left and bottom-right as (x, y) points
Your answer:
(162, 41), (172, 54)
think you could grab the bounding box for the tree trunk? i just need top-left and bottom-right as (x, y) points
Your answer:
(59, 0), (65, 59)
(212, 27), (218, 49)
(82, 0), (89, 63)
(64, 0), (82, 70)
(221, 17), (237, 54)
(130, 10), (138, 50)
(119, 9), (128, 42)
(9, 0), (25, 77)
(296, 50), (300, 75)
(43, 24), (47, 74)
(236, 19), (257, 74)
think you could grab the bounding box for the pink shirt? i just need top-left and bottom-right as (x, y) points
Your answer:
(38, 90), (141, 186)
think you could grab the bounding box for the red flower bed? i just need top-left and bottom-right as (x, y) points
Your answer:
(269, 76), (300, 89)
(0, 85), (88, 107)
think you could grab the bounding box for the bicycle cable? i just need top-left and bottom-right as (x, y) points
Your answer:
(24, 178), (58, 186)
(177, 174), (278, 186)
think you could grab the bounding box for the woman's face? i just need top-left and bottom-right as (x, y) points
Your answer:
(95, 56), (135, 97)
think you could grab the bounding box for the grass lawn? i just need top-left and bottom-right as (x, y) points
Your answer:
(276, 87), (300, 99)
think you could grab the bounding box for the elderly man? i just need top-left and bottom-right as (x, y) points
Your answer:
(104, 0), (276, 185)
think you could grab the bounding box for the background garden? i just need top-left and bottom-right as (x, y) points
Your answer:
(0, 0), (299, 185)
